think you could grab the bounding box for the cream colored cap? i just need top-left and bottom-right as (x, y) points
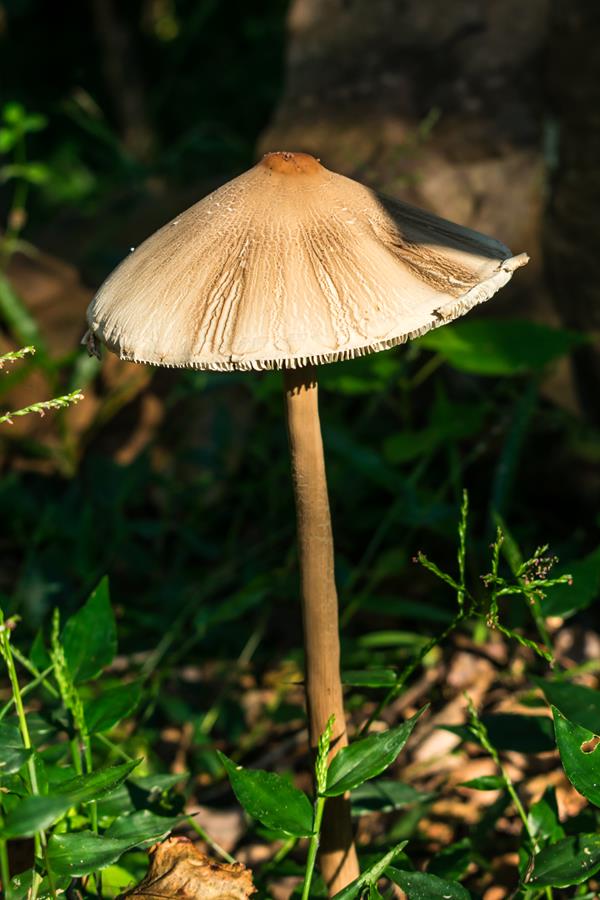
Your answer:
(86, 151), (528, 371)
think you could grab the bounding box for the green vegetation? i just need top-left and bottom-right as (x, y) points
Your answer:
(2, 5), (600, 897)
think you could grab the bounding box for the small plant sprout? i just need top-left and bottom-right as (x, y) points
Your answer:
(84, 150), (527, 893)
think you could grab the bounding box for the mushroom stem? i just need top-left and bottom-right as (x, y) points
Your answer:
(284, 365), (359, 895)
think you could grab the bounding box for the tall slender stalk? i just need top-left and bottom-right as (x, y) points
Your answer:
(284, 366), (359, 894)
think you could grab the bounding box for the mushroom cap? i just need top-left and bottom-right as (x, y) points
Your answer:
(86, 151), (528, 371)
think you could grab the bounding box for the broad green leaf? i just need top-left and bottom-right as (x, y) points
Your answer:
(49, 759), (141, 805)
(534, 676), (600, 733)
(527, 788), (565, 847)
(96, 772), (186, 819)
(47, 831), (137, 876)
(84, 682), (142, 734)
(29, 630), (51, 672)
(218, 752), (313, 837)
(553, 706), (600, 806)
(7, 869), (70, 900)
(387, 868), (471, 899)
(0, 722), (32, 775)
(62, 577), (116, 682)
(324, 708), (426, 797)
(342, 669), (397, 688)
(332, 842), (408, 900)
(459, 775), (505, 791)
(105, 809), (180, 844)
(417, 319), (585, 376)
(1, 760), (141, 837)
(427, 839), (473, 881)
(351, 780), (434, 816)
(524, 834), (600, 888)
(541, 547), (600, 617)
(444, 713), (554, 753)
(0, 795), (72, 838)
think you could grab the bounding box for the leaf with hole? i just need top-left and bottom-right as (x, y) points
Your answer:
(324, 707), (427, 797)
(553, 706), (600, 806)
(218, 752), (313, 837)
(524, 834), (600, 888)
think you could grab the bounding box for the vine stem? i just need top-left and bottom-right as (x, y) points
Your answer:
(302, 796), (326, 900)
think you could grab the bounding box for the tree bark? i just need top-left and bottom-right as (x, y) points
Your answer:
(544, 1), (600, 422)
(284, 365), (359, 895)
(261, 0), (548, 314)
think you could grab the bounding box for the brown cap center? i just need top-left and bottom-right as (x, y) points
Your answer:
(261, 151), (322, 175)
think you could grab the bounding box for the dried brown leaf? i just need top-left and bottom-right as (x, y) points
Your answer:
(117, 837), (255, 900)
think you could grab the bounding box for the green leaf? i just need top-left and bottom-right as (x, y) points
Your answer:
(7, 869), (70, 900)
(527, 788), (565, 847)
(0, 723), (32, 775)
(324, 708), (426, 797)
(553, 706), (600, 806)
(534, 676), (600, 733)
(47, 831), (138, 877)
(342, 669), (397, 688)
(96, 772), (186, 819)
(84, 682), (142, 734)
(29, 630), (51, 672)
(0, 794), (72, 838)
(541, 547), (600, 617)
(387, 868), (471, 899)
(444, 713), (554, 753)
(218, 752), (314, 837)
(3, 103), (25, 125)
(49, 759), (141, 805)
(105, 809), (180, 844)
(459, 775), (505, 791)
(351, 780), (434, 816)
(62, 577), (116, 682)
(0, 760), (140, 838)
(0, 127), (17, 153)
(417, 319), (586, 376)
(332, 842), (408, 900)
(524, 834), (600, 888)
(427, 839), (473, 881)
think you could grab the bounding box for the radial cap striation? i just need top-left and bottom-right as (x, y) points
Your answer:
(86, 152), (529, 371)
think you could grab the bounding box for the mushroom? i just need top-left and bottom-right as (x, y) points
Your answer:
(85, 150), (528, 894)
